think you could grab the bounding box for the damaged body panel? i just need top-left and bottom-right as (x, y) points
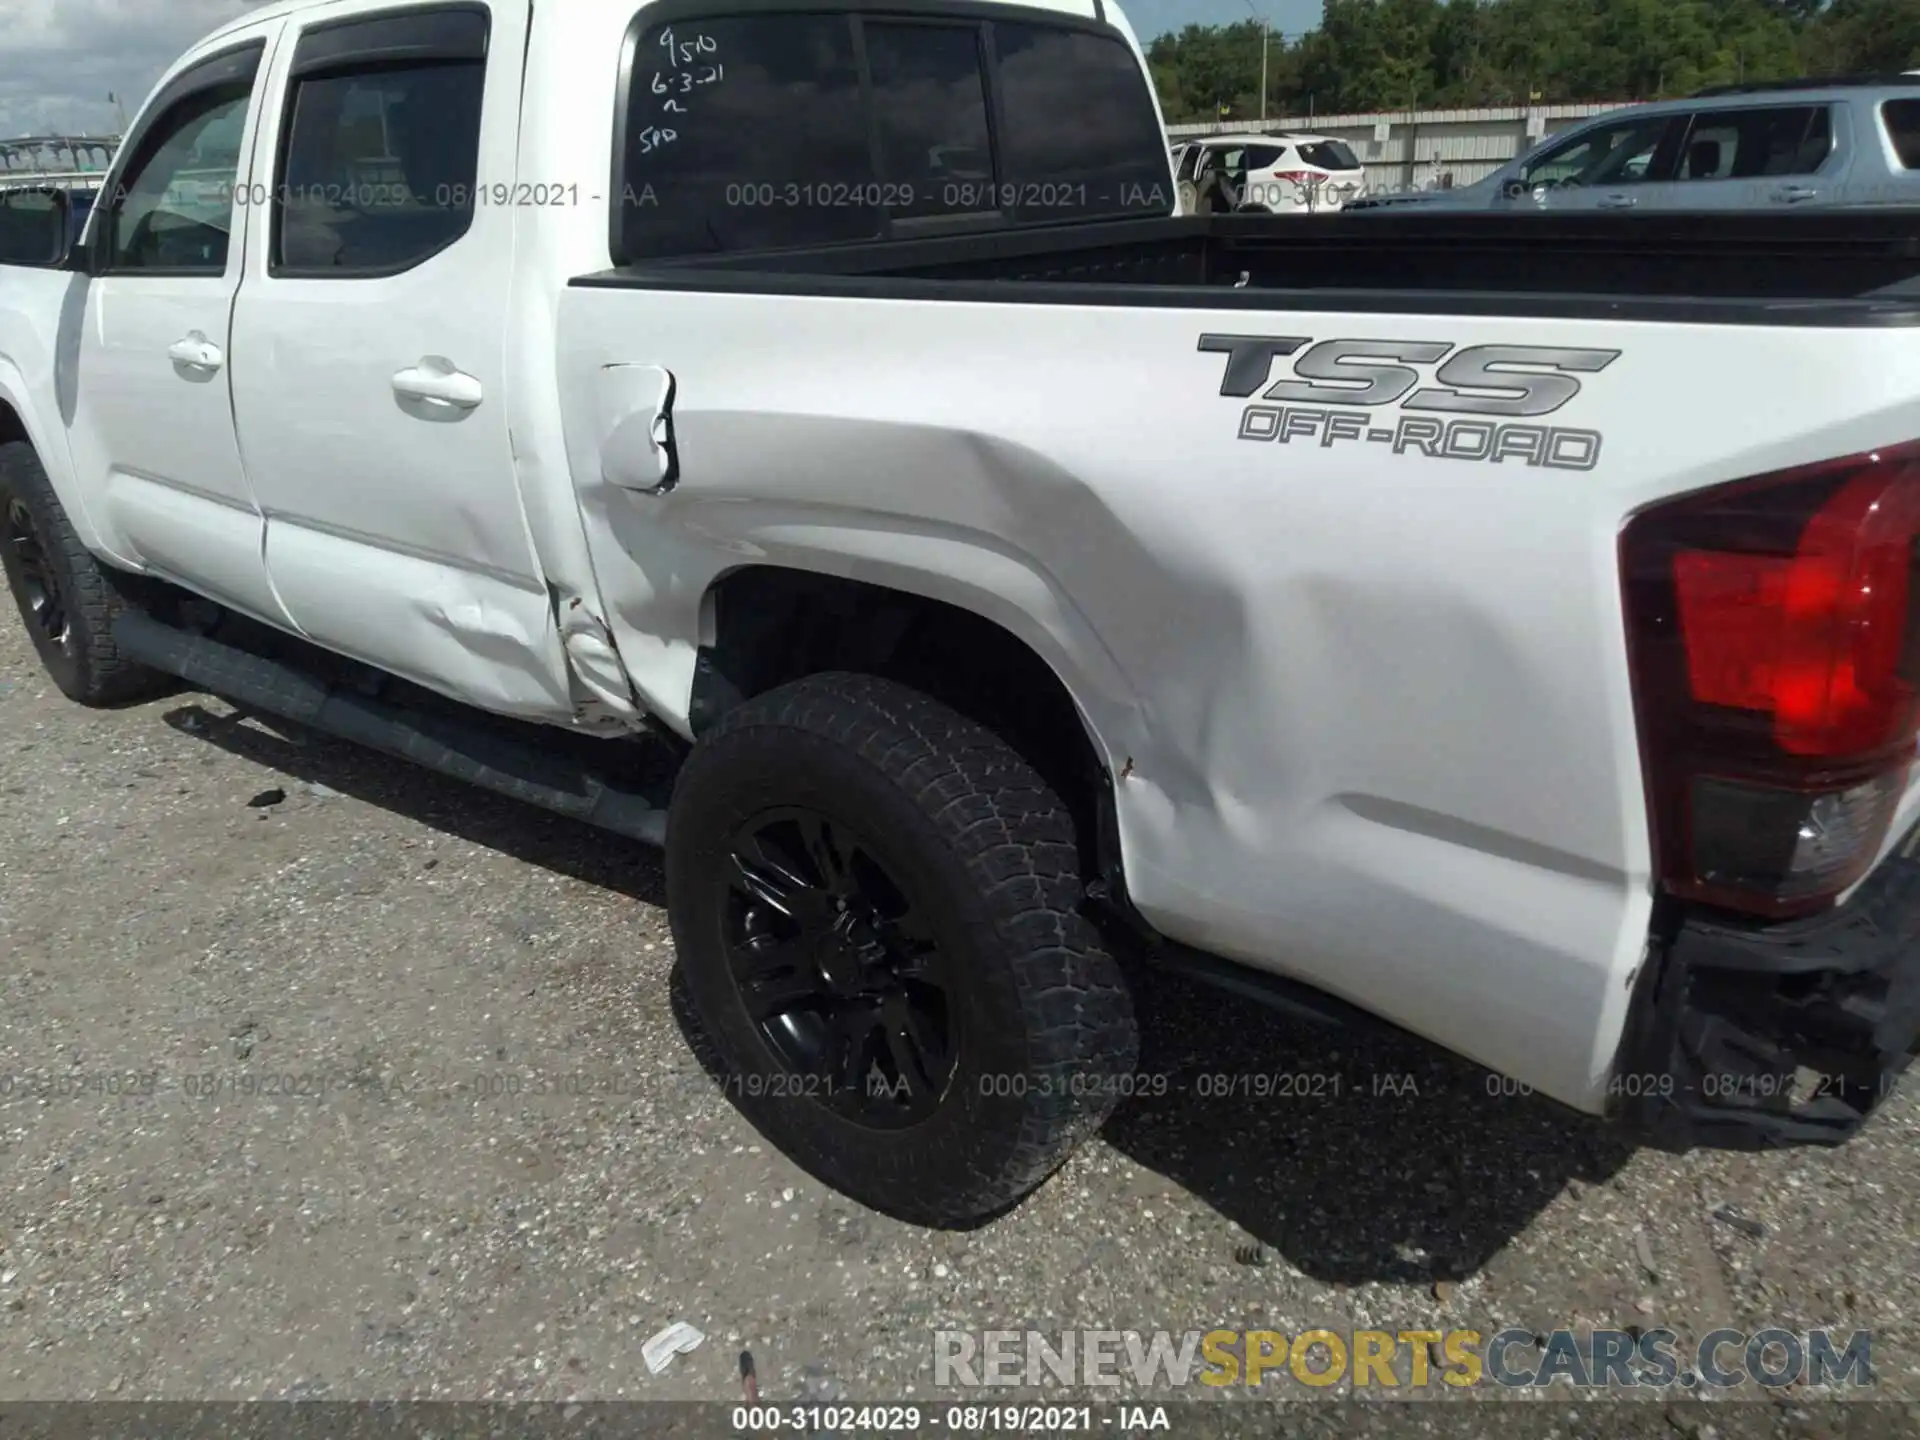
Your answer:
(555, 267), (1920, 1117)
(11, 0), (1920, 1216)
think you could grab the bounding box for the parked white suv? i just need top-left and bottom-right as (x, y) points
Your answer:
(1173, 131), (1366, 214)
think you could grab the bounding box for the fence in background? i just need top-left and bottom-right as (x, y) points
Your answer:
(2, 105), (1647, 201)
(1167, 102), (1635, 193)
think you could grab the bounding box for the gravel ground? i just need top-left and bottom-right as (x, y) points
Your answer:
(3, 607), (1919, 1436)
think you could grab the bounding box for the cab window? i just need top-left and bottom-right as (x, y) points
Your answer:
(103, 43), (264, 274)
(273, 6), (490, 276)
(615, 7), (1168, 260)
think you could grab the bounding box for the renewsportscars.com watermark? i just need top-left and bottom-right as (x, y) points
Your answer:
(933, 1327), (1874, 1391)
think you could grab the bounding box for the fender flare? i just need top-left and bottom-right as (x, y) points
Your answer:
(694, 517), (1157, 785)
(0, 348), (122, 564)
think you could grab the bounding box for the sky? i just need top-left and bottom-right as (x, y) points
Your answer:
(0, 0), (1326, 138)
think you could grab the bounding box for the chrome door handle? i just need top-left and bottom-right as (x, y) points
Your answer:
(167, 332), (224, 370)
(1598, 193), (1637, 210)
(1772, 184), (1819, 204)
(392, 359), (483, 409)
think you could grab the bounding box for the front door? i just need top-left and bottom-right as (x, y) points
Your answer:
(66, 34), (294, 626)
(230, 0), (572, 718)
(1496, 112), (1682, 214)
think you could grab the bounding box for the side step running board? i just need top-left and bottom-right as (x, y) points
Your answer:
(114, 611), (669, 847)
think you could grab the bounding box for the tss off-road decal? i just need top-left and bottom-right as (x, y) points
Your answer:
(1200, 334), (1619, 472)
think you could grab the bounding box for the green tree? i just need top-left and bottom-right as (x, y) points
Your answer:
(1144, 0), (1920, 120)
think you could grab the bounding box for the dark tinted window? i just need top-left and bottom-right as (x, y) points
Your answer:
(278, 60), (487, 272)
(989, 22), (1170, 221)
(622, 15), (879, 257)
(616, 12), (1168, 258)
(0, 190), (65, 267)
(1678, 106), (1831, 182)
(1739, 105), (1830, 176)
(867, 22), (994, 219)
(275, 61), (483, 273)
(1299, 139), (1359, 171)
(1241, 144), (1287, 169)
(1886, 99), (1920, 169)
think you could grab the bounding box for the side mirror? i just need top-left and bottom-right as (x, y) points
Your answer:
(0, 187), (73, 269)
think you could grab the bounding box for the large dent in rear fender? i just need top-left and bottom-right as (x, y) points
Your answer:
(557, 288), (1662, 1119)
(583, 406), (1188, 778)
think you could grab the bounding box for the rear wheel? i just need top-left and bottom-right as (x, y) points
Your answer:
(0, 440), (164, 706)
(666, 672), (1137, 1225)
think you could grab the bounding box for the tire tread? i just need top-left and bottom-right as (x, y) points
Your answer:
(0, 441), (162, 706)
(675, 670), (1136, 1223)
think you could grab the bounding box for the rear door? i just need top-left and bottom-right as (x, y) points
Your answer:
(1297, 138), (1364, 210)
(1238, 143), (1296, 212)
(1643, 103), (1840, 209)
(64, 33), (295, 625)
(229, 0), (574, 716)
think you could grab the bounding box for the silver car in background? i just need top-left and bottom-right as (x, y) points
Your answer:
(1346, 75), (1920, 214)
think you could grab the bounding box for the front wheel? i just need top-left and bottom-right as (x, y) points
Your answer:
(665, 672), (1138, 1225)
(0, 441), (165, 706)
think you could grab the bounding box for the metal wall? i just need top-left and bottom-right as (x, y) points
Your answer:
(1167, 103), (1635, 194)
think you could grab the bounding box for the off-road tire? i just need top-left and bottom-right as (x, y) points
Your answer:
(666, 671), (1138, 1226)
(0, 440), (164, 705)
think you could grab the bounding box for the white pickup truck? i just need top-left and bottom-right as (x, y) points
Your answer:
(5, 0), (1920, 1226)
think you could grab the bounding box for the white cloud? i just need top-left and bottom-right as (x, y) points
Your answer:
(0, 0), (266, 137)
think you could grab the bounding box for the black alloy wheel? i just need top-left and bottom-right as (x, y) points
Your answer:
(665, 671), (1139, 1225)
(3, 493), (71, 655)
(722, 806), (957, 1127)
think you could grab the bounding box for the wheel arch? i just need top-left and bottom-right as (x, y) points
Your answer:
(0, 361), (110, 559)
(689, 562), (1143, 902)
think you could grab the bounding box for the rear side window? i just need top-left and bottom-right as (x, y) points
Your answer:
(278, 65), (486, 272)
(1239, 144), (1288, 170)
(1885, 99), (1920, 169)
(1298, 139), (1359, 171)
(1677, 106), (1831, 181)
(273, 6), (490, 276)
(616, 9), (1169, 260)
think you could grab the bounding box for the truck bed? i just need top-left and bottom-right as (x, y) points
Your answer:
(556, 200), (1920, 1121)
(574, 209), (1920, 323)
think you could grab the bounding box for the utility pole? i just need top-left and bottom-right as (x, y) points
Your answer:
(1242, 0), (1269, 123)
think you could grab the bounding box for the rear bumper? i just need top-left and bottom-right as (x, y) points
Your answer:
(1614, 825), (1920, 1149)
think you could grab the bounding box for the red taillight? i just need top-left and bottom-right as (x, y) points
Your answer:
(1622, 442), (1920, 918)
